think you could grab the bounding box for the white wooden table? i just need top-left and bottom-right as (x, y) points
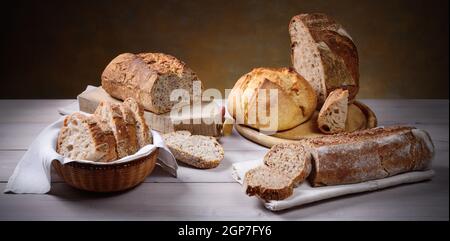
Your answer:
(0, 99), (448, 220)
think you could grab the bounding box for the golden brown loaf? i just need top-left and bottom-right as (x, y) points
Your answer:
(227, 67), (317, 132)
(102, 53), (202, 114)
(289, 13), (359, 107)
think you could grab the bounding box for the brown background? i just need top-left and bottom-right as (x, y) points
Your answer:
(1, 0), (448, 99)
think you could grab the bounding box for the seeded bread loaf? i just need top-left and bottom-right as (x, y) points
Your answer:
(305, 126), (435, 186)
(227, 67), (317, 131)
(162, 131), (224, 169)
(57, 112), (117, 162)
(289, 13), (359, 107)
(317, 89), (349, 134)
(102, 53), (201, 114)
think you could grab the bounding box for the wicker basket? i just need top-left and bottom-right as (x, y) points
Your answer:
(52, 149), (159, 192)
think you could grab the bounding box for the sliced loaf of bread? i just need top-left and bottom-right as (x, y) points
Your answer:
(123, 97), (153, 147)
(162, 131), (224, 169)
(95, 101), (137, 158)
(317, 89), (349, 134)
(244, 143), (312, 200)
(57, 112), (117, 162)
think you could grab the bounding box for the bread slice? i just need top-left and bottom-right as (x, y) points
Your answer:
(244, 143), (312, 200)
(94, 101), (136, 158)
(244, 166), (294, 201)
(317, 89), (349, 134)
(263, 143), (312, 185)
(119, 103), (139, 154)
(289, 13), (359, 107)
(123, 97), (153, 147)
(57, 112), (117, 162)
(162, 131), (224, 169)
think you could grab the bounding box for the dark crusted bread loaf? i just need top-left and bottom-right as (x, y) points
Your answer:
(289, 13), (359, 107)
(305, 126), (435, 186)
(57, 112), (117, 162)
(102, 53), (201, 114)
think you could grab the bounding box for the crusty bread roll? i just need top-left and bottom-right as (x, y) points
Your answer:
(305, 126), (434, 186)
(227, 67), (317, 132)
(102, 53), (201, 114)
(318, 89), (349, 134)
(289, 13), (359, 107)
(57, 112), (117, 162)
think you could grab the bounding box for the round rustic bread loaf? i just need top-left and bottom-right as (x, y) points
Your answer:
(227, 67), (317, 132)
(289, 13), (359, 107)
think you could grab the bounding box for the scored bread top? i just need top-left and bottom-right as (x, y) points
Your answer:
(227, 67), (317, 131)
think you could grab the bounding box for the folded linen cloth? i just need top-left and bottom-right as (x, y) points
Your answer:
(5, 116), (178, 194)
(232, 159), (434, 211)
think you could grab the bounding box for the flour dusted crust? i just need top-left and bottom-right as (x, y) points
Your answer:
(289, 13), (359, 107)
(227, 67), (317, 131)
(305, 126), (435, 186)
(102, 53), (201, 114)
(57, 112), (117, 162)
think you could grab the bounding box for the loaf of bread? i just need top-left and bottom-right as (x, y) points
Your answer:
(163, 131), (224, 169)
(227, 67), (317, 131)
(244, 126), (434, 200)
(102, 53), (201, 114)
(317, 89), (349, 134)
(244, 143), (312, 200)
(57, 112), (118, 162)
(289, 13), (359, 107)
(305, 126), (434, 186)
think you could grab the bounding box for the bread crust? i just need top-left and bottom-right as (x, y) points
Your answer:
(123, 97), (153, 147)
(305, 126), (435, 186)
(289, 13), (359, 106)
(227, 67), (317, 131)
(102, 53), (200, 114)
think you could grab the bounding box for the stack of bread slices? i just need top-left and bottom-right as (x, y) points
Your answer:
(57, 97), (152, 162)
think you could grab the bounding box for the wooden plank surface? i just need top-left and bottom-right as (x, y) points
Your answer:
(0, 99), (448, 220)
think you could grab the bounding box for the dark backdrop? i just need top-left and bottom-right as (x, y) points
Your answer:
(1, 0), (448, 99)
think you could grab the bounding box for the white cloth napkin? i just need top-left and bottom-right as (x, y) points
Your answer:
(232, 159), (435, 211)
(4, 117), (178, 194)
